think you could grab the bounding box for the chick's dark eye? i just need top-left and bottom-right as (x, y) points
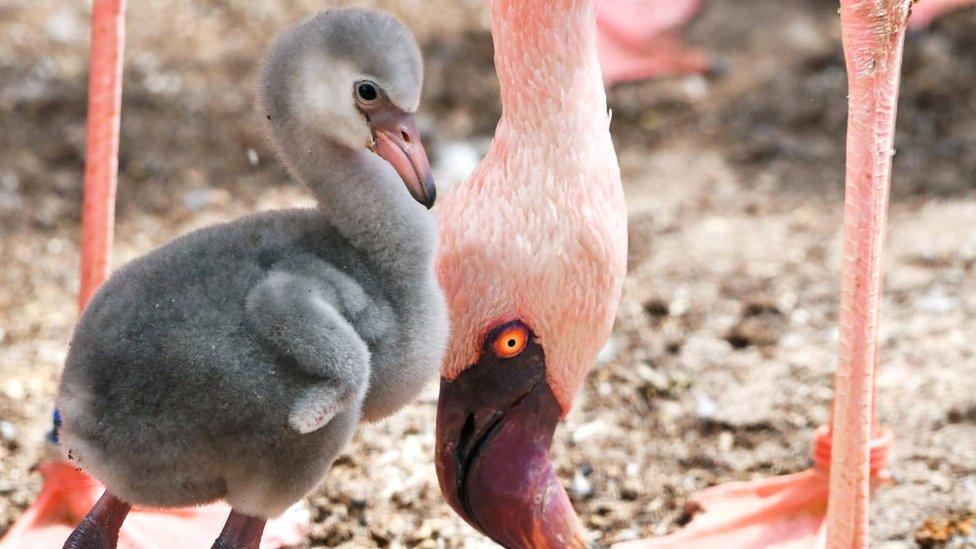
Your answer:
(356, 82), (378, 102)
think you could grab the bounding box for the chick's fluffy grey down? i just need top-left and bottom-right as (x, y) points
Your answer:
(57, 8), (447, 518)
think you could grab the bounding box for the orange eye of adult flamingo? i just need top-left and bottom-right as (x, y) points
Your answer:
(492, 323), (528, 359)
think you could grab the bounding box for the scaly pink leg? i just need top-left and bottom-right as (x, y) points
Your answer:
(77, 0), (124, 310)
(596, 0), (712, 86)
(909, 0), (976, 30)
(614, 2), (910, 547)
(0, 1), (308, 547)
(827, 0), (910, 546)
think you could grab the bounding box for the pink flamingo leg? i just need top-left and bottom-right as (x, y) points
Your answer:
(615, 1), (911, 547)
(596, 0), (712, 86)
(0, 1), (307, 547)
(828, 0), (910, 545)
(76, 0), (125, 310)
(909, 0), (976, 30)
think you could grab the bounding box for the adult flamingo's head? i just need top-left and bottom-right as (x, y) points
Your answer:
(434, 1), (627, 546)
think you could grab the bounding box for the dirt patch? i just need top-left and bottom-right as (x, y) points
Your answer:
(916, 509), (976, 548)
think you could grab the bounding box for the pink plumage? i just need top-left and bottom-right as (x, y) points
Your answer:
(436, 0), (628, 413)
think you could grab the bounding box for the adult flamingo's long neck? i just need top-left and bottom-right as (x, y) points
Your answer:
(490, 0), (610, 138)
(438, 0), (625, 408)
(435, 0), (626, 547)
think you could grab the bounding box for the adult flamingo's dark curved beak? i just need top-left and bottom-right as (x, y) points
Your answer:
(434, 340), (591, 548)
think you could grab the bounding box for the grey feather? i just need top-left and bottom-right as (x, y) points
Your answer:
(56, 7), (447, 519)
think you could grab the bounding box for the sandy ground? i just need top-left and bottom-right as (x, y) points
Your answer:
(2, 0), (976, 547)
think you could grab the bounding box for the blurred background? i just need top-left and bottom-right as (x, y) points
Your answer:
(1, 0), (975, 546)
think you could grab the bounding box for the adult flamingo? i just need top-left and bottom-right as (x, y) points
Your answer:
(0, 1), (304, 546)
(434, 0), (627, 546)
(436, 0), (912, 547)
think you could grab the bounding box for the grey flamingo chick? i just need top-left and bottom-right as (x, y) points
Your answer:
(57, 8), (447, 548)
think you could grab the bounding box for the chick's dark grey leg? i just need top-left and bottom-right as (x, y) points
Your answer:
(212, 510), (267, 549)
(63, 491), (132, 549)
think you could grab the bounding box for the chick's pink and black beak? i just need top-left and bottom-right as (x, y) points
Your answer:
(368, 108), (436, 208)
(435, 330), (590, 549)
